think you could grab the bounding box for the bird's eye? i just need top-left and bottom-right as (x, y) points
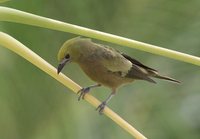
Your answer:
(65, 54), (70, 59)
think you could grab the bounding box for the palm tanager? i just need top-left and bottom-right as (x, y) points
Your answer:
(57, 37), (180, 114)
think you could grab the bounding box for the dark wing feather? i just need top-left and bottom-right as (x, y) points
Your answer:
(122, 53), (157, 72)
(122, 53), (157, 83)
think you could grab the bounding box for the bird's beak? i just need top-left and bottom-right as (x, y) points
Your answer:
(57, 57), (70, 74)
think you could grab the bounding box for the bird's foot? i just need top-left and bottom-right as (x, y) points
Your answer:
(96, 101), (106, 115)
(77, 87), (90, 101)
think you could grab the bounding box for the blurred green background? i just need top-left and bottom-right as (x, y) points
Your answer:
(0, 0), (200, 139)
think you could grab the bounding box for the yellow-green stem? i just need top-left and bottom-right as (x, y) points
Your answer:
(0, 6), (200, 66)
(0, 32), (147, 139)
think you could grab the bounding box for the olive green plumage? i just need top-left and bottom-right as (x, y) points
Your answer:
(57, 37), (180, 114)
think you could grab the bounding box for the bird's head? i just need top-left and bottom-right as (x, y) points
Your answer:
(57, 37), (89, 74)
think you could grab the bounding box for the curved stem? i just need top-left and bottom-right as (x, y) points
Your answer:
(0, 32), (147, 139)
(0, 6), (200, 66)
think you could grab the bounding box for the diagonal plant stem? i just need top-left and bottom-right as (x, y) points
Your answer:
(0, 31), (147, 139)
(0, 6), (200, 66)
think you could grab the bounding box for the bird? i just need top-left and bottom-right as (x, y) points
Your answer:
(57, 37), (180, 114)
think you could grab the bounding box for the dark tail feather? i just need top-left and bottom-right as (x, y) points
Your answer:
(144, 76), (157, 84)
(153, 74), (181, 84)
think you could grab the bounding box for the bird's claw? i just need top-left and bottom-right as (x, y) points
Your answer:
(96, 101), (106, 114)
(77, 87), (90, 101)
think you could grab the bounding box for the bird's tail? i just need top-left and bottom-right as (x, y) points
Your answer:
(152, 74), (181, 84)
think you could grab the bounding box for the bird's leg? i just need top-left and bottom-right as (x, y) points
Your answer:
(96, 89), (116, 114)
(77, 84), (101, 101)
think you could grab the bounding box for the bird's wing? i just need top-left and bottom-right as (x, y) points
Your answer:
(102, 45), (157, 72)
(96, 44), (133, 77)
(121, 53), (157, 83)
(122, 53), (157, 72)
(95, 43), (157, 83)
(97, 44), (152, 79)
(121, 53), (181, 83)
